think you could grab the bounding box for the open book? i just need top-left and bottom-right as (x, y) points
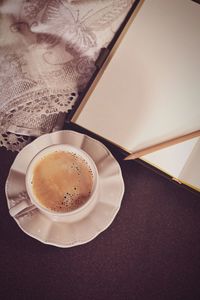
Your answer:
(72, 0), (200, 191)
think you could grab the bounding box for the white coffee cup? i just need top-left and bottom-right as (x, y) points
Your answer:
(10, 144), (99, 222)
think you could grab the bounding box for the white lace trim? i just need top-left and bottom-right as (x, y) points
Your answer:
(0, 0), (133, 151)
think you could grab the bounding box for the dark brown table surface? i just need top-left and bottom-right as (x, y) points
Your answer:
(0, 128), (200, 300)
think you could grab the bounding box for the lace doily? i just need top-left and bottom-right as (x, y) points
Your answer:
(0, 0), (133, 151)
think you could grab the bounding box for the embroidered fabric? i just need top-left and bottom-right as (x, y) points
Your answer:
(0, 0), (133, 151)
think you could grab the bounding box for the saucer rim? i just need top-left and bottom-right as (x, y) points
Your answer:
(5, 130), (124, 248)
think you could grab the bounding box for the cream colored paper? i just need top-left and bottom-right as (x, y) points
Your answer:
(142, 137), (200, 190)
(74, 0), (200, 153)
(179, 139), (200, 190)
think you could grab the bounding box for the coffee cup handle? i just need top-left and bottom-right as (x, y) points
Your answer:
(9, 201), (31, 217)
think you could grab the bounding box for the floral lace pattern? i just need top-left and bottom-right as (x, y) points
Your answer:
(0, 0), (133, 151)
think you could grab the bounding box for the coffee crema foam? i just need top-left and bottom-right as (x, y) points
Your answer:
(31, 151), (94, 213)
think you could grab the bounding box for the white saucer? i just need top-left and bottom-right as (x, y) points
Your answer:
(5, 130), (124, 247)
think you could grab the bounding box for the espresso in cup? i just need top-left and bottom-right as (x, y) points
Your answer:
(26, 144), (98, 216)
